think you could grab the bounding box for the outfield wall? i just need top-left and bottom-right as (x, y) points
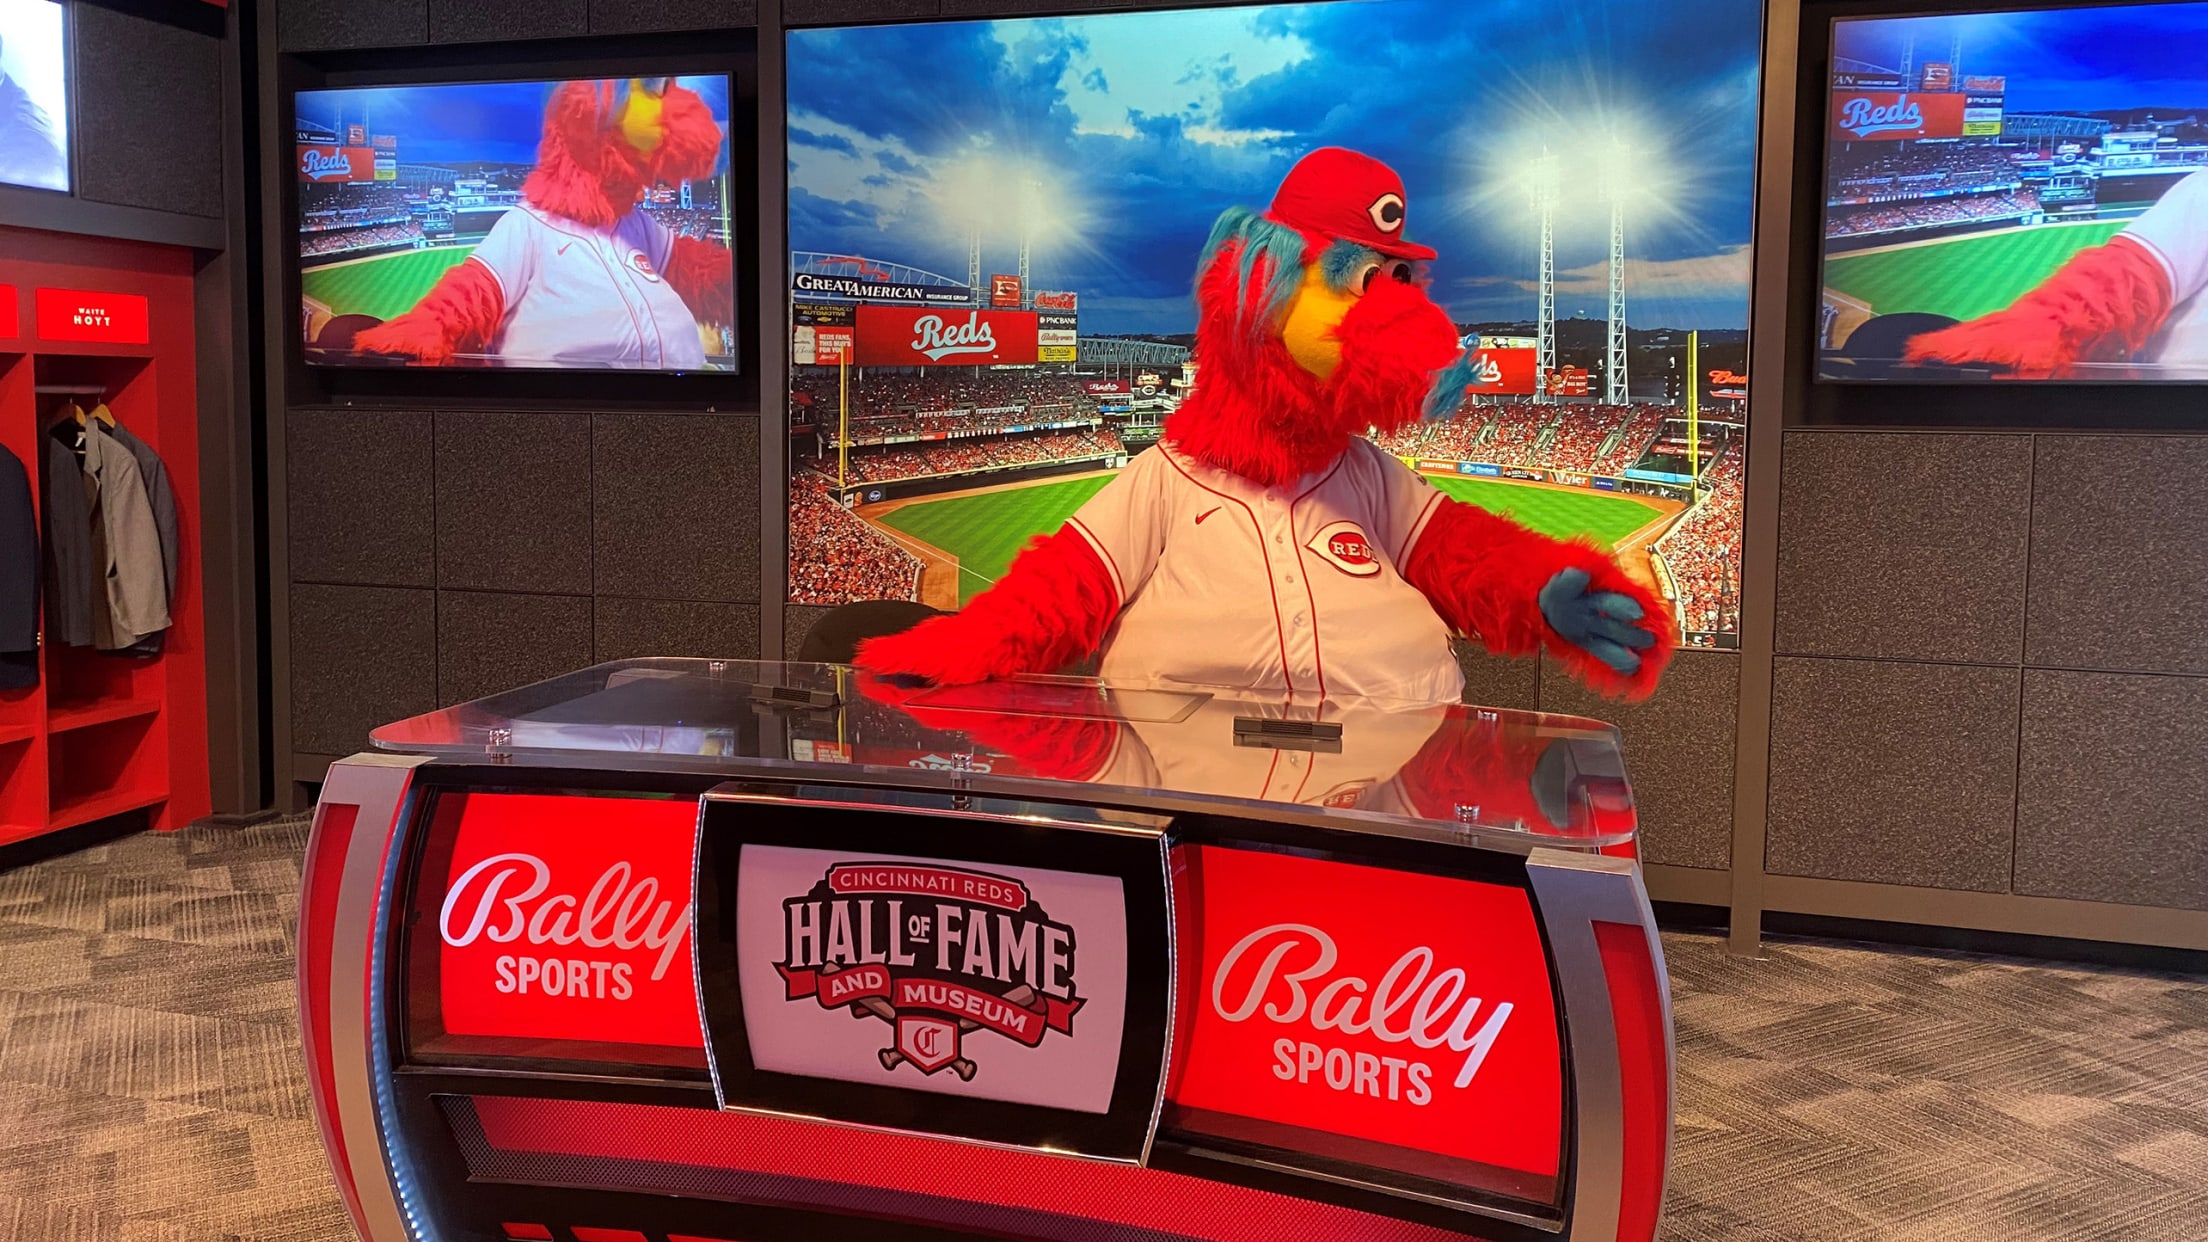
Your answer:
(1402, 456), (1693, 504)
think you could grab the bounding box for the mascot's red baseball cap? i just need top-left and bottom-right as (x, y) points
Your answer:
(1266, 147), (1437, 261)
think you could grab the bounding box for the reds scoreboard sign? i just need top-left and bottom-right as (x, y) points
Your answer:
(1828, 91), (1968, 142)
(297, 144), (378, 183)
(854, 305), (1040, 367)
(1467, 346), (1539, 396)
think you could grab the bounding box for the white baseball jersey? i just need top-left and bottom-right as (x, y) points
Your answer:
(1068, 439), (1465, 704)
(466, 204), (707, 370)
(2118, 169), (2208, 371)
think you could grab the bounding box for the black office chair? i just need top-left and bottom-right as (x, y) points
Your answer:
(796, 600), (944, 664)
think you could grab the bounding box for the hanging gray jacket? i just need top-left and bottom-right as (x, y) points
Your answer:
(83, 423), (169, 649)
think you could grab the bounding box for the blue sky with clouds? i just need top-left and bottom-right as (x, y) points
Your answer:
(1837, 3), (2208, 115)
(298, 76), (732, 170)
(788, 0), (1761, 335)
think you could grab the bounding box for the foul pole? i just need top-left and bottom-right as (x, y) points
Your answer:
(1686, 330), (1700, 501)
(838, 350), (849, 490)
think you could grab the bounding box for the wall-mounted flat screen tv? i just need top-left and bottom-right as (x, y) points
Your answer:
(296, 76), (736, 372)
(783, 0), (1761, 650)
(0, 0), (69, 194)
(1821, 3), (2208, 382)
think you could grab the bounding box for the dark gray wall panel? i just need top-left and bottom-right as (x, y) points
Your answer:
(1775, 432), (2031, 663)
(280, 0), (428, 49)
(591, 0), (757, 32)
(594, 415), (761, 602)
(289, 585), (437, 757)
(1455, 642), (1539, 712)
(437, 591), (592, 706)
(784, 604), (831, 660)
(787, 0), (938, 23)
(596, 598), (761, 662)
(1541, 650), (1737, 871)
(71, 7), (222, 219)
(2028, 436), (2208, 675)
(287, 410), (435, 587)
(431, 0), (587, 41)
(435, 412), (591, 595)
(1766, 657), (2019, 892)
(2016, 670), (2208, 911)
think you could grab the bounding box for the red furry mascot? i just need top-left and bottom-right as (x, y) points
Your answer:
(353, 77), (732, 369)
(856, 149), (1672, 705)
(1903, 169), (2208, 378)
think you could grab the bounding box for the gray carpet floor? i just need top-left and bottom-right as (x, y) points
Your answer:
(1, 820), (2205, 1241)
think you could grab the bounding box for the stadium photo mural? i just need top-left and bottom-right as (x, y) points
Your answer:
(787, 0), (1758, 652)
(295, 76), (736, 371)
(1821, 2), (2208, 382)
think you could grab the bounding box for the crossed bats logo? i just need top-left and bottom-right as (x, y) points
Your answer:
(772, 861), (1085, 1081)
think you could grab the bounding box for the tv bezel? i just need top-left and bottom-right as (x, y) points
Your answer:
(1792, 0), (2208, 429)
(0, 0), (75, 198)
(278, 33), (760, 412)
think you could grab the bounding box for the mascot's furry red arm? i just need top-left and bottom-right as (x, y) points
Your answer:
(858, 148), (1672, 702)
(1903, 233), (2172, 378)
(354, 78), (731, 364)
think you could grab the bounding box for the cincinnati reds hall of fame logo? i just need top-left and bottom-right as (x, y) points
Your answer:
(772, 861), (1085, 1081)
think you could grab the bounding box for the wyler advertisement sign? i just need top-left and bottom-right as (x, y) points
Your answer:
(855, 306), (1040, 367)
(736, 844), (1129, 1113)
(431, 791), (704, 1049)
(1828, 91), (1967, 142)
(1167, 846), (1564, 1187)
(793, 272), (973, 305)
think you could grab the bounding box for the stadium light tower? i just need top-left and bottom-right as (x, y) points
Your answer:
(968, 227), (983, 308)
(1529, 153), (1560, 404)
(1601, 142), (1632, 405)
(1017, 178), (1040, 309)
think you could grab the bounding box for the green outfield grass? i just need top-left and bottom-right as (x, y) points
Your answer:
(1427, 476), (1664, 549)
(876, 470), (1662, 606)
(300, 245), (479, 321)
(877, 475), (1115, 604)
(1823, 222), (2126, 322)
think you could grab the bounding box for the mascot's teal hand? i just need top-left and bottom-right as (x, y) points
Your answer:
(1538, 568), (1657, 675)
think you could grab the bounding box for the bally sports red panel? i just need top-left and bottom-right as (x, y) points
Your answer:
(303, 659), (1672, 1242)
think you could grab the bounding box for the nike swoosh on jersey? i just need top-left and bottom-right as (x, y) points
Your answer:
(1195, 506), (1221, 524)
(557, 242), (573, 256)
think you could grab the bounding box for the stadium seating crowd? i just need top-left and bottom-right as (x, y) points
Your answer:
(787, 472), (922, 605)
(1653, 444), (1744, 638)
(800, 428), (1124, 485)
(1825, 189), (2039, 238)
(790, 370), (1108, 428)
(1373, 403), (1673, 475)
(1829, 146), (2016, 196)
(301, 221), (422, 256)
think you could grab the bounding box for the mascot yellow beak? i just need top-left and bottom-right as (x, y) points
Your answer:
(618, 78), (668, 154)
(1279, 263), (1358, 382)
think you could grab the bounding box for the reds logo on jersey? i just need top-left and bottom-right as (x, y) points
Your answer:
(629, 251), (661, 282)
(1307, 520), (1382, 577)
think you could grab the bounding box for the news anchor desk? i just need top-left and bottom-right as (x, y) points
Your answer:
(299, 660), (1673, 1242)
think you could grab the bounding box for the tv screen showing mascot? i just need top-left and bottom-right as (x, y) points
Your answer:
(1822, 3), (2208, 381)
(785, 0), (1759, 650)
(296, 76), (736, 372)
(0, 0), (68, 194)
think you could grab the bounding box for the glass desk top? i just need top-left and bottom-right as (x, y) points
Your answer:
(370, 659), (1637, 849)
